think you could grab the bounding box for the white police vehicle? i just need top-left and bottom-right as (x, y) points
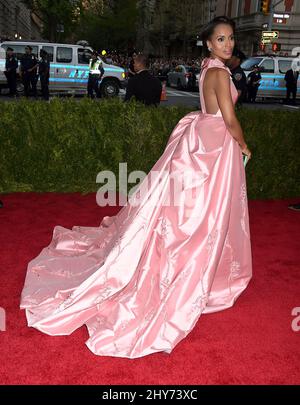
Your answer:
(241, 55), (300, 100)
(0, 41), (126, 96)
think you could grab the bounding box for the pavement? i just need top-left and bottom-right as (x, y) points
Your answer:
(1, 87), (299, 110)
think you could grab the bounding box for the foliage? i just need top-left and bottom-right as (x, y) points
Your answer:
(74, 0), (138, 51)
(22, 0), (82, 42)
(0, 98), (299, 200)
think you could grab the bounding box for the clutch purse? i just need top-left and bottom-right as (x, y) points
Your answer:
(243, 154), (249, 167)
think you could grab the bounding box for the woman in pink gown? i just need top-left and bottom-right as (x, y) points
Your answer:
(20, 16), (252, 358)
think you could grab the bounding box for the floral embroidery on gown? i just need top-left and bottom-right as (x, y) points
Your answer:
(20, 57), (252, 358)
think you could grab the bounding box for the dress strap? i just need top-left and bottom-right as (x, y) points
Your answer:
(200, 57), (232, 114)
(200, 57), (232, 77)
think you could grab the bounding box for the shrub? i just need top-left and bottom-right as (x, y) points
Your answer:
(0, 97), (299, 199)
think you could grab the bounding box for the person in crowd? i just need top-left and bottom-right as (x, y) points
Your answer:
(124, 54), (162, 106)
(284, 66), (299, 105)
(4, 47), (18, 97)
(227, 48), (247, 105)
(20, 45), (38, 97)
(87, 51), (105, 99)
(128, 51), (137, 78)
(38, 49), (50, 101)
(187, 63), (197, 91)
(247, 64), (261, 103)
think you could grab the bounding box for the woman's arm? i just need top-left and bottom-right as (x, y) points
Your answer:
(214, 69), (250, 155)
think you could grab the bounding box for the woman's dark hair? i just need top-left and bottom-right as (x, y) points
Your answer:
(201, 16), (236, 57)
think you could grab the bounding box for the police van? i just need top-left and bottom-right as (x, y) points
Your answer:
(0, 41), (126, 96)
(241, 55), (300, 100)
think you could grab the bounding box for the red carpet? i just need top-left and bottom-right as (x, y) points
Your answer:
(0, 193), (299, 385)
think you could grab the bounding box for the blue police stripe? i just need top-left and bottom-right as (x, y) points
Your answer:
(50, 78), (88, 83)
(261, 74), (286, 79)
(0, 60), (124, 73)
(51, 63), (124, 73)
(259, 86), (285, 91)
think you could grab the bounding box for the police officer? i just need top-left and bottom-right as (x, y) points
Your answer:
(4, 47), (18, 96)
(87, 51), (104, 99)
(247, 65), (261, 103)
(284, 67), (299, 105)
(38, 49), (50, 100)
(20, 45), (38, 97)
(227, 48), (247, 105)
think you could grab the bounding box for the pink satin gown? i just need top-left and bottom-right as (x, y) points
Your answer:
(20, 57), (252, 358)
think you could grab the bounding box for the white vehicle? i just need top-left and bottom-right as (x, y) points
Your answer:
(241, 55), (300, 100)
(0, 41), (126, 96)
(167, 65), (200, 90)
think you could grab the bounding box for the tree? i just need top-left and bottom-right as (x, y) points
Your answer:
(22, 0), (82, 42)
(147, 0), (202, 57)
(75, 0), (138, 52)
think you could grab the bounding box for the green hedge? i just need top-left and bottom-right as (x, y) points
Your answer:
(0, 98), (299, 199)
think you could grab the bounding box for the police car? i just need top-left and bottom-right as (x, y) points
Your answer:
(0, 41), (126, 96)
(241, 55), (300, 100)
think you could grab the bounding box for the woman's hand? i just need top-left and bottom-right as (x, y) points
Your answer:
(241, 144), (252, 160)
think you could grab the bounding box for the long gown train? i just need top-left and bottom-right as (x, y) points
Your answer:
(20, 57), (252, 358)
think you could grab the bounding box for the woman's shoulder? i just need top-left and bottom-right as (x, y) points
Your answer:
(205, 67), (231, 81)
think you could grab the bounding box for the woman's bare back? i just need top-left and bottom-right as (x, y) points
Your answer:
(202, 67), (228, 115)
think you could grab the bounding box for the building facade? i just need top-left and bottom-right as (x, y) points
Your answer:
(220, 0), (300, 56)
(0, 0), (42, 42)
(136, 0), (209, 57)
(136, 0), (299, 57)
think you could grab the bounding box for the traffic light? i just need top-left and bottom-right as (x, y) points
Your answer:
(259, 43), (266, 52)
(272, 42), (281, 52)
(260, 0), (270, 14)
